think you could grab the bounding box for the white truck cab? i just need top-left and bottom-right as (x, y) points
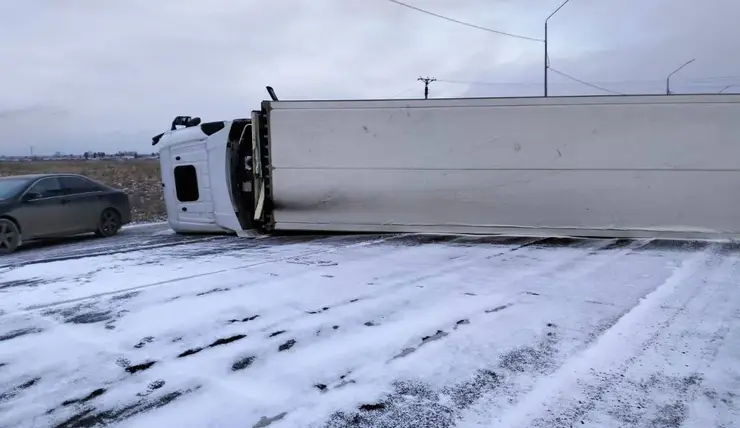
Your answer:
(153, 116), (251, 236)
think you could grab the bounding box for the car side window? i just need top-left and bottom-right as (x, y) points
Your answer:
(59, 176), (100, 194)
(27, 178), (65, 198)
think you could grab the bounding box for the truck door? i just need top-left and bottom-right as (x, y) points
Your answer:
(169, 141), (215, 226)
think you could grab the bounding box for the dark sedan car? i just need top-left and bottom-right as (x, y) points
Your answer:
(0, 173), (132, 254)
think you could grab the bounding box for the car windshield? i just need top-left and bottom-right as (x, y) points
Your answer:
(0, 178), (30, 200)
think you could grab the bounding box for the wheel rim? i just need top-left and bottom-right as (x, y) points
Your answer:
(0, 221), (19, 251)
(102, 211), (120, 235)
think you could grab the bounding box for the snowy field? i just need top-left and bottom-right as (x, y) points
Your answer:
(0, 224), (738, 428)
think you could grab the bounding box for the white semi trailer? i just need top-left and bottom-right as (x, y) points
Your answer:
(153, 92), (740, 240)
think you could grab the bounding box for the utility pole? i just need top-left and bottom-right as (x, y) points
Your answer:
(418, 77), (436, 99)
(544, 0), (572, 97)
(665, 58), (695, 95)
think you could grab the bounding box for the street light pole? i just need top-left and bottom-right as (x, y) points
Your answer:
(544, 0), (572, 97)
(665, 58), (695, 95)
(544, 21), (548, 97)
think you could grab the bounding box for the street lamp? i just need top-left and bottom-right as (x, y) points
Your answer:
(544, 0), (572, 97)
(665, 58), (695, 95)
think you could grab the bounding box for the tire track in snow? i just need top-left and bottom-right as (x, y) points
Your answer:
(514, 238), (657, 306)
(297, 239), (712, 428)
(0, 236), (226, 269)
(228, 237), (626, 427)
(492, 244), (723, 428)
(584, 244), (740, 428)
(160, 236), (537, 385)
(232, 236), (546, 340)
(13, 234), (415, 315)
(110, 236), (546, 428)
(117, 235), (545, 354)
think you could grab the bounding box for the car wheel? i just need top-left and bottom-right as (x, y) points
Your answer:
(95, 209), (121, 238)
(0, 219), (21, 255)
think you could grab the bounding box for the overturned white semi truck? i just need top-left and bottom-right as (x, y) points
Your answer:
(153, 91), (740, 240)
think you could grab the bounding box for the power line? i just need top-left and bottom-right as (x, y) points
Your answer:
(384, 0), (622, 95)
(390, 87), (416, 98)
(384, 0), (737, 95)
(680, 75), (740, 82)
(437, 77), (740, 87)
(385, 0), (543, 42)
(545, 68), (624, 95)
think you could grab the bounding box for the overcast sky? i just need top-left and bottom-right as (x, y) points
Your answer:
(1, 0), (738, 156)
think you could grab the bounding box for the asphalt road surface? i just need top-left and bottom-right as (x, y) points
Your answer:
(0, 226), (738, 428)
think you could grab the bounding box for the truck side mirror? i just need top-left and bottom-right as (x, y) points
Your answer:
(266, 86), (279, 101)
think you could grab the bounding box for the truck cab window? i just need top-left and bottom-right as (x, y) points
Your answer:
(174, 165), (199, 202)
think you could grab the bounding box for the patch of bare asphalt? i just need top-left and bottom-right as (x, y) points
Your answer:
(390, 330), (450, 361)
(137, 380), (166, 397)
(252, 411), (288, 428)
(134, 336), (154, 349)
(176, 334), (247, 359)
(319, 376), (492, 428)
(388, 305), (512, 363)
(528, 372), (707, 428)
(314, 320), (559, 428)
(232, 356), (256, 372)
(315, 325), (340, 336)
(51, 386), (201, 428)
(313, 372), (357, 395)
(109, 291), (140, 302)
(124, 361), (157, 374)
(0, 327), (43, 342)
(305, 296), (365, 316)
(60, 388), (107, 407)
(228, 314), (260, 324)
(0, 377), (41, 404)
(42, 303), (117, 325)
(278, 339), (297, 352)
(196, 287), (230, 297)
(285, 256), (338, 267)
(0, 277), (51, 290)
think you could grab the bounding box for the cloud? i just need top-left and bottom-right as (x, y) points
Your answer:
(0, 0), (737, 155)
(461, 0), (740, 97)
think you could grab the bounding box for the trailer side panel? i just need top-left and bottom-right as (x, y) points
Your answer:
(265, 95), (740, 239)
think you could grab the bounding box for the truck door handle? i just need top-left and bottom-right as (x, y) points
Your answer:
(61, 198), (70, 205)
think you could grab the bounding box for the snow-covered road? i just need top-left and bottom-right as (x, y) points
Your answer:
(0, 226), (738, 428)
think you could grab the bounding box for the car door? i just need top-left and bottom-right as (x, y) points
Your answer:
(58, 176), (106, 232)
(15, 177), (74, 238)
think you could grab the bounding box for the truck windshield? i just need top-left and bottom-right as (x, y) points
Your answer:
(0, 178), (29, 200)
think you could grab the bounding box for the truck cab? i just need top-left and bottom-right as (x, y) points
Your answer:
(153, 117), (254, 236)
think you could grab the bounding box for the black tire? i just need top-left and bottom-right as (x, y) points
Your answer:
(0, 218), (21, 255)
(95, 209), (121, 238)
